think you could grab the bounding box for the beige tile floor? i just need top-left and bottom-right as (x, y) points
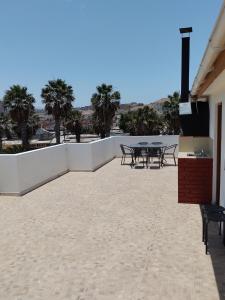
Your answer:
(0, 158), (224, 300)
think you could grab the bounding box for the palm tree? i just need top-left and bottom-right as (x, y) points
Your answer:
(163, 91), (180, 134)
(12, 112), (40, 141)
(119, 106), (162, 136)
(142, 106), (163, 135)
(91, 84), (120, 138)
(0, 113), (10, 151)
(65, 110), (82, 143)
(3, 85), (35, 150)
(41, 79), (75, 144)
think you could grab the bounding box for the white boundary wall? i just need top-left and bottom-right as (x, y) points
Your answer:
(0, 135), (179, 195)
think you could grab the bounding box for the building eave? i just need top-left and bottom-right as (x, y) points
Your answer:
(191, 1), (225, 97)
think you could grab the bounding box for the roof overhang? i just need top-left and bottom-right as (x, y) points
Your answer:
(191, 1), (225, 98)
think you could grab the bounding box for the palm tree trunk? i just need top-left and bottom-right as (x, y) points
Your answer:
(21, 122), (29, 150)
(105, 120), (111, 138)
(100, 130), (105, 139)
(55, 117), (61, 144)
(75, 133), (81, 143)
(105, 130), (110, 137)
(0, 135), (2, 151)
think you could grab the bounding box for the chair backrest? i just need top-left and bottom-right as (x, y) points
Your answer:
(149, 147), (162, 156)
(164, 144), (178, 154)
(120, 144), (126, 155)
(120, 144), (133, 155)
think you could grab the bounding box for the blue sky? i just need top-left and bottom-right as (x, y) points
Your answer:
(0, 0), (222, 108)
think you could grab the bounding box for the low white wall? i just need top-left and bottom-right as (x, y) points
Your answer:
(68, 138), (115, 171)
(16, 144), (68, 194)
(114, 135), (179, 157)
(0, 155), (19, 194)
(0, 135), (179, 195)
(91, 137), (115, 170)
(67, 143), (93, 171)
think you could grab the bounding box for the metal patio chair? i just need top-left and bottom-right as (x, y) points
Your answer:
(203, 211), (225, 254)
(136, 142), (149, 167)
(161, 144), (178, 166)
(120, 144), (134, 165)
(147, 147), (162, 168)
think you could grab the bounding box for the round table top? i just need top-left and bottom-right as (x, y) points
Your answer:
(206, 211), (225, 222)
(128, 142), (167, 149)
(203, 205), (225, 213)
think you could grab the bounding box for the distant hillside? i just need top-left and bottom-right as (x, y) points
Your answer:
(149, 98), (168, 113)
(119, 98), (168, 114)
(77, 98), (168, 115)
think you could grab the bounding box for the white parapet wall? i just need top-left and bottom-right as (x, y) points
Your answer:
(0, 154), (19, 194)
(67, 143), (93, 171)
(0, 144), (68, 195)
(67, 137), (115, 171)
(16, 144), (69, 195)
(0, 135), (179, 195)
(90, 137), (115, 170)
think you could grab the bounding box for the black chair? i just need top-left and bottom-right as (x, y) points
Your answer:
(161, 144), (178, 166)
(147, 147), (162, 168)
(120, 144), (134, 165)
(136, 142), (149, 167)
(204, 212), (225, 254)
(201, 204), (225, 254)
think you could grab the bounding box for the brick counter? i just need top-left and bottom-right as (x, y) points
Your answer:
(178, 158), (213, 204)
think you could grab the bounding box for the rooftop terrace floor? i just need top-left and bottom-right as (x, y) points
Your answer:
(0, 159), (225, 300)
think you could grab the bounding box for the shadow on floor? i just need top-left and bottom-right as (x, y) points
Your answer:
(206, 220), (225, 299)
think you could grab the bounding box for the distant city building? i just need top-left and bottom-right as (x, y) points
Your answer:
(37, 112), (55, 131)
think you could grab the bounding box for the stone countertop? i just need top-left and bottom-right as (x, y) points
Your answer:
(178, 152), (212, 159)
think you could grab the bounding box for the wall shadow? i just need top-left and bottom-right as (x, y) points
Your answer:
(207, 221), (225, 299)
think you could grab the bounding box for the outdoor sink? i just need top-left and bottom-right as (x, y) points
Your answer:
(187, 153), (195, 157)
(187, 151), (208, 158)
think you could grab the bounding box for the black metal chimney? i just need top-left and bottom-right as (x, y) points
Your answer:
(179, 27), (193, 136)
(179, 27), (192, 103)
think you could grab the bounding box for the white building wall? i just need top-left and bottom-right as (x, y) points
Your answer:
(206, 88), (225, 206)
(209, 96), (218, 204)
(220, 95), (225, 207)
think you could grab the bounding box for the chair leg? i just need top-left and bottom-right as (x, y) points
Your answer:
(219, 221), (222, 235)
(202, 215), (206, 242)
(131, 155), (135, 168)
(174, 155), (176, 166)
(121, 155), (124, 165)
(205, 221), (209, 254)
(223, 222), (225, 246)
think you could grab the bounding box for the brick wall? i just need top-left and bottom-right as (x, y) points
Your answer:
(178, 158), (213, 204)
